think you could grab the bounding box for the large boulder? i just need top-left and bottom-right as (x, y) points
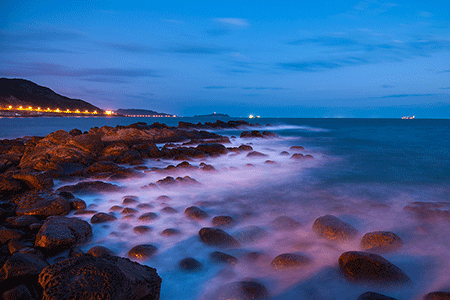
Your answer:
(35, 216), (92, 252)
(38, 254), (161, 300)
(56, 181), (121, 195)
(12, 191), (71, 218)
(12, 171), (54, 190)
(196, 143), (227, 155)
(338, 251), (411, 284)
(199, 227), (240, 248)
(312, 215), (358, 242)
(0, 175), (24, 197)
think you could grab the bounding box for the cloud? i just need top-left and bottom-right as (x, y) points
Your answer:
(381, 93), (440, 98)
(241, 87), (285, 90)
(278, 57), (369, 72)
(439, 87), (450, 90)
(214, 18), (249, 26)
(288, 36), (358, 47)
(203, 86), (229, 89)
(168, 45), (232, 54)
(101, 42), (157, 54)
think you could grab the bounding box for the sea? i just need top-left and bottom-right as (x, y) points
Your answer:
(1, 116), (450, 300)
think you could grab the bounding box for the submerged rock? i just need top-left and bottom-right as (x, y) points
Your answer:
(179, 257), (203, 271)
(312, 215), (358, 242)
(233, 226), (268, 244)
(270, 216), (301, 231)
(404, 202), (450, 220)
(38, 254), (161, 300)
(90, 212), (117, 224)
(185, 206), (209, 220)
(199, 227), (240, 248)
(210, 251), (238, 265)
(270, 253), (311, 270)
(87, 245), (115, 258)
(212, 215), (236, 228)
(128, 244), (157, 260)
(338, 251), (411, 284)
(361, 231), (403, 253)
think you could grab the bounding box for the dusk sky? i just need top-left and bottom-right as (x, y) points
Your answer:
(1, 0), (449, 118)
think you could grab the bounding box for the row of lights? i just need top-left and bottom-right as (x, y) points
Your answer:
(1, 105), (104, 115)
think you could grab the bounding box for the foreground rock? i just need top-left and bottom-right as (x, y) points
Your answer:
(199, 227), (240, 248)
(12, 191), (71, 218)
(56, 181), (121, 195)
(312, 215), (358, 242)
(38, 254), (161, 300)
(361, 231), (403, 253)
(35, 216), (92, 253)
(338, 251), (411, 284)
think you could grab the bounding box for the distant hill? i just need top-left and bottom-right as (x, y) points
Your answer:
(0, 78), (102, 112)
(116, 109), (174, 116)
(194, 113), (230, 118)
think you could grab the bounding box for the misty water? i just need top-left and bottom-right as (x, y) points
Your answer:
(2, 117), (450, 299)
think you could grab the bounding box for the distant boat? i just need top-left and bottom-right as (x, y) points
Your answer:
(401, 116), (415, 119)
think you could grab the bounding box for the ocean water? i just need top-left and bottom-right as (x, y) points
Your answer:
(1, 117), (450, 299)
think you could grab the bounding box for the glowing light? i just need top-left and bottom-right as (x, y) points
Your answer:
(105, 110), (113, 115)
(28, 106), (32, 110)
(55, 108), (60, 112)
(249, 114), (254, 119)
(8, 106), (12, 109)
(75, 109), (80, 113)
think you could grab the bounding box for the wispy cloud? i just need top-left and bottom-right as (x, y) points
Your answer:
(214, 18), (249, 26)
(439, 87), (450, 90)
(203, 86), (229, 89)
(168, 45), (232, 55)
(101, 42), (157, 54)
(242, 87), (285, 90)
(381, 93), (439, 98)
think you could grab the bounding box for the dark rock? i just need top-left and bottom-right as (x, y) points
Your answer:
(116, 149), (141, 164)
(185, 206), (209, 220)
(38, 254), (161, 300)
(133, 226), (152, 234)
(270, 253), (311, 270)
(161, 207), (178, 214)
(69, 128), (83, 136)
(122, 207), (139, 214)
(423, 292), (450, 300)
(210, 251), (238, 265)
(280, 151), (290, 156)
(200, 164), (217, 172)
(338, 251), (411, 284)
(138, 212), (159, 222)
(357, 291), (398, 300)
(0, 175), (24, 197)
(13, 171), (54, 190)
(238, 144), (253, 151)
(56, 181), (121, 195)
(73, 209), (98, 215)
(69, 199), (87, 210)
(109, 205), (124, 212)
(3, 284), (35, 300)
(57, 191), (75, 200)
(240, 131), (264, 138)
(128, 244), (157, 260)
(8, 239), (33, 254)
(156, 195), (171, 202)
(233, 226), (268, 244)
(161, 228), (181, 236)
(123, 197), (140, 206)
(156, 176), (177, 185)
(262, 131), (278, 138)
(84, 161), (121, 175)
(5, 215), (40, 229)
(0, 228), (24, 245)
(290, 146), (305, 150)
(137, 203), (153, 210)
(247, 151), (268, 158)
(12, 191), (70, 218)
(361, 231), (403, 253)
(179, 257), (203, 271)
(90, 212), (117, 224)
(404, 202), (450, 220)
(270, 216), (301, 231)
(196, 143), (228, 155)
(0, 252), (49, 287)
(290, 153), (314, 160)
(210, 280), (269, 300)
(87, 245), (115, 258)
(35, 216), (92, 252)
(199, 227), (240, 248)
(212, 216), (236, 228)
(312, 215), (358, 242)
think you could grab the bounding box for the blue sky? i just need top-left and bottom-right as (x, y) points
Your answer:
(1, 0), (449, 117)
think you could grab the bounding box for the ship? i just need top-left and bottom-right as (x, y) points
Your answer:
(401, 116), (415, 119)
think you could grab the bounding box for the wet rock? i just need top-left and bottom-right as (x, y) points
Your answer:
(156, 176), (177, 185)
(83, 161), (121, 175)
(161, 228), (181, 236)
(12, 191), (70, 218)
(161, 207), (178, 214)
(116, 149), (141, 164)
(246, 151), (268, 158)
(185, 206), (209, 220)
(35, 216), (92, 252)
(199, 227), (240, 248)
(2, 284), (35, 300)
(122, 207), (139, 214)
(0, 252), (49, 290)
(361, 231), (403, 253)
(13, 171), (54, 190)
(109, 205), (124, 212)
(5, 215), (39, 229)
(90, 212), (117, 224)
(134, 226), (152, 234)
(212, 215), (236, 228)
(290, 145), (305, 150)
(200, 164), (216, 172)
(69, 198), (87, 210)
(280, 151), (290, 156)
(338, 251), (411, 284)
(233, 226), (268, 244)
(57, 191), (75, 200)
(137, 203), (153, 210)
(241, 131), (264, 138)
(210, 251), (238, 265)
(138, 212), (159, 222)
(56, 181), (121, 195)
(270, 216), (301, 231)
(312, 215), (358, 242)
(8, 239), (33, 254)
(196, 143), (228, 155)
(209, 280), (269, 300)
(290, 153), (314, 160)
(128, 244), (157, 260)
(357, 291), (398, 300)
(179, 257), (203, 271)
(73, 209), (98, 215)
(122, 197), (139, 206)
(38, 254), (161, 300)
(423, 292), (450, 300)
(0, 175), (24, 197)
(238, 144), (253, 151)
(156, 195), (171, 202)
(270, 253), (311, 270)
(69, 128), (82, 136)
(262, 131), (278, 138)
(0, 228), (24, 245)
(404, 202), (450, 220)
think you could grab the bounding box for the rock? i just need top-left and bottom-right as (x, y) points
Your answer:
(200, 164), (216, 172)
(240, 131), (264, 138)
(0, 175), (24, 197)
(87, 245), (115, 258)
(262, 131), (278, 138)
(280, 151), (290, 156)
(404, 202), (450, 220)
(423, 292), (450, 300)
(210, 251), (238, 265)
(123, 197), (140, 205)
(0, 228), (24, 244)
(137, 203), (153, 210)
(56, 181), (121, 195)
(270, 216), (301, 231)
(290, 146), (305, 150)
(361, 231), (403, 252)
(270, 253), (311, 270)
(179, 257), (203, 271)
(212, 216), (236, 228)
(90, 212), (117, 224)
(208, 280), (269, 300)
(199, 227), (240, 248)
(312, 215), (358, 242)
(156, 195), (171, 202)
(246, 151), (268, 158)
(233, 226), (267, 244)
(196, 143), (228, 155)
(0, 252), (49, 286)
(161, 228), (181, 236)
(338, 251), (411, 284)
(138, 212), (159, 222)
(35, 216), (92, 252)
(128, 244), (157, 260)
(83, 161), (121, 175)
(69, 128), (82, 136)
(3, 284), (35, 300)
(290, 153), (314, 160)
(161, 207), (178, 214)
(70, 199), (87, 210)
(38, 254), (161, 300)
(13, 171), (54, 190)
(357, 291), (398, 300)
(122, 207), (138, 214)
(133, 226), (152, 234)
(5, 215), (40, 229)
(12, 191), (71, 218)
(8, 239), (33, 254)
(238, 144), (253, 151)
(185, 206), (209, 220)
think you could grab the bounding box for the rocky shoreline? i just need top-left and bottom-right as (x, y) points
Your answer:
(0, 120), (448, 299)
